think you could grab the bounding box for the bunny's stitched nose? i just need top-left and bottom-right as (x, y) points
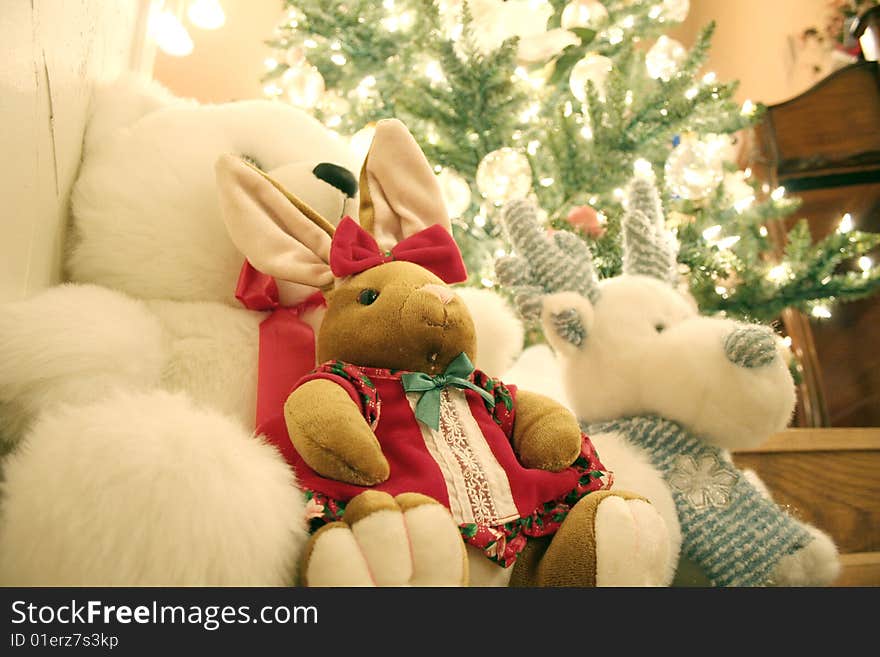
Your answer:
(421, 284), (455, 305)
(723, 326), (778, 368)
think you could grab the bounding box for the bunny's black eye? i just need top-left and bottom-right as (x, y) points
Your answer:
(358, 289), (380, 306)
(655, 323), (666, 333)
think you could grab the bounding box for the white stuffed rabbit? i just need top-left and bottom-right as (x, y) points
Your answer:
(0, 77), (518, 586)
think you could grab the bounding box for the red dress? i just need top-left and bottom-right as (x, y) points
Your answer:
(290, 361), (613, 567)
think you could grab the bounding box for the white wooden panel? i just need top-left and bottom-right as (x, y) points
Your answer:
(0, 0), (147, 303)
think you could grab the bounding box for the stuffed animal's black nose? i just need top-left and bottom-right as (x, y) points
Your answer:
(313, 162), (358, 198)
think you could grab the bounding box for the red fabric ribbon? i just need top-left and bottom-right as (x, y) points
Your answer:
(236, 260), (326, 467)
(329, 216), (467, 283)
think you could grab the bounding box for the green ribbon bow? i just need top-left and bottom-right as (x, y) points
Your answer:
(401, 352), (495, 430)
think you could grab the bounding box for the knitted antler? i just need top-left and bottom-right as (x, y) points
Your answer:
(621, 176), (678, 284)
(496, 199), (599, 347)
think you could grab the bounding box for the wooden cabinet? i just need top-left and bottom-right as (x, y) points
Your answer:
(746, 61), (880, 427)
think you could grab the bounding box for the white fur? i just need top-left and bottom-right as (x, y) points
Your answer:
(68, 76), (358, 304)
(405, 504), (468, 586)
(594, 496), (669, 586)
(0, 284), (164, 442)
(525, 268), (839, 585)
(1, 76), (526, 587)
(0, 390), (306, 585)
(771, 525), (841, 586)
(558, 275), (795, 449)
(350, 509), (414, 586)
(502, 344), (571, 408)
(590, 430), (681, 584)
(455, 286), (524, 379)
(146, 299), (261, 427)
(305, 527), (374, 587)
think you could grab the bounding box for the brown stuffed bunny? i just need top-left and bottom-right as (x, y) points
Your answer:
(218, 119), (671, 587)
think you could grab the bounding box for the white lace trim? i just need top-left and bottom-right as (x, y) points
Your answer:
(410, 389), (518, 526)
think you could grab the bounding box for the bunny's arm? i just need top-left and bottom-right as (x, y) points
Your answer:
(284, 380), (390, 486)
(512, 390), (582, 472)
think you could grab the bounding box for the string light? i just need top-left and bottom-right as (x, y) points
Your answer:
(811, 304), (832, 319)
(770, 186), (786, 201)
(264, 57), (278, 70)
(187, 0), (226, 30)
(759, 226), (769, 237)
(767, 264), (790, 283)
(150, 9), (193, 57)
(859, 256), (873, 273)
(838, 213), (854, 233)
(741, 99), (756, 116)
(702, 225), (722, 242)
(716, 235), (741, 250)
(633, 158), (653, 177)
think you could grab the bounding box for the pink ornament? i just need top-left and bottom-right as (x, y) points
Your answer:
(567, 205), (605, 238)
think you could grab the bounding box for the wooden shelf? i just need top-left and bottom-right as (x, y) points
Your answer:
(731, 427), (880, 585)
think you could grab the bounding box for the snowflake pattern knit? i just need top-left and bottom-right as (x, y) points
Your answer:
(586, 415), (813, 586)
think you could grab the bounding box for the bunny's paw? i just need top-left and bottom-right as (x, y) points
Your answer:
(301, 491), (468, 587)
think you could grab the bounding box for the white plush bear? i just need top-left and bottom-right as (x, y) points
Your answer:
(498, 177), (841, 587)
(0, 77), (521, 586)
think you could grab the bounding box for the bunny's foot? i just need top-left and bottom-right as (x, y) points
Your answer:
(511, 491), (671, 587)
(301, 491), (468, 587)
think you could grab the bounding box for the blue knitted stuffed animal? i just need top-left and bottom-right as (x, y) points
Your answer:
(496, 176), (841, 586)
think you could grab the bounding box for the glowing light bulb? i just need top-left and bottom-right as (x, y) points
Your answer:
(782, 336), (792, 348)
(741, 99), (756, 116)
(187, 0), (225, 30)
(633, 158), (653, 177)
(759, 226), (769, 237)
(481, 278), (495, 288)
(331, 53), (347, 65)
(701, 225), (722, 242)
(150, 10), (194, 57)
(771, 186), (785, 201)
(264, 57), (278, 70)
(701, 71), (717, 84)
(838, 213), (854, 233)
(859, 256), (873, 272)
(425, 59), (445, 84)
(716, 235), (741, 250)
(811, 305), (832, 319)
(767, 264), (789, 283)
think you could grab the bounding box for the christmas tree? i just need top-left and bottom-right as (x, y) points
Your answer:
(260, 0), (880, 324)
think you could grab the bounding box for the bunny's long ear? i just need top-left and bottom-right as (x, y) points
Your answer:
(359, 119), (451, 250)
(216, 154), (336, 290)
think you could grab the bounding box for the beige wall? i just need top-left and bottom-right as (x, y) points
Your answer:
(152, 0), (281, 102)
(153, 0), (834, 106)
(1, 0), (146, 302)
(671, 0), (832, 106)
